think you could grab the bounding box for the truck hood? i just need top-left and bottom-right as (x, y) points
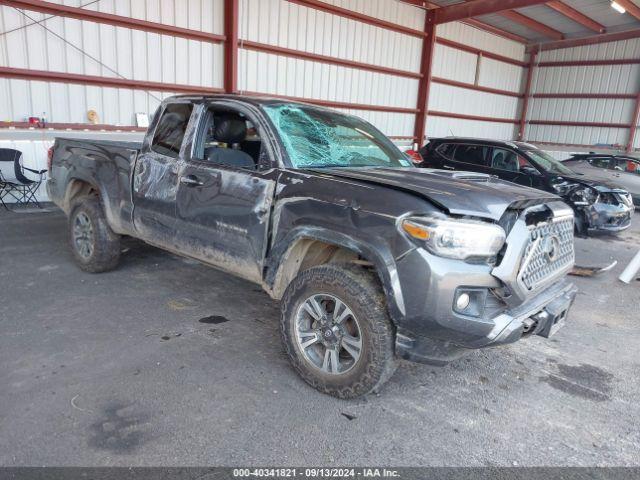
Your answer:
(312, 167), (558, 221)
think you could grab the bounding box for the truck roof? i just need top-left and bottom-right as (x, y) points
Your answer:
(166, 93), (327, 110)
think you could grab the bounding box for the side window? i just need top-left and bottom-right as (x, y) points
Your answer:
(627, 160), (640, 174)
(588, 158), (612, 169)
(490, 148), (525, 173)
(151, 103), (194, 158)
(193, 106), (264, 170)
(611, 158), (638, 173)
(453, 144), (489, 166)
(435, 143), (456, 160)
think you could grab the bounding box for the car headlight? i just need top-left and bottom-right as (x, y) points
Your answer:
(551, 180), (575, 196)
(401, 215), (506, 260)
(569, 186), (599, 205)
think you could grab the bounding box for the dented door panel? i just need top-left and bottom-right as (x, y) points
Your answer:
(174, 162), (277, 283)
(131, 151), (180, 245)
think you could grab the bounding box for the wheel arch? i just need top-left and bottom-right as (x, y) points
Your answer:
(266, 228), (405, 323)
(62, 178), (101, 213)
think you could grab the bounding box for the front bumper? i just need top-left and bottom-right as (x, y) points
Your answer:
(393, 201), (577, 366)
(582, 201), (632, 233)
(396, 280), (578, 365)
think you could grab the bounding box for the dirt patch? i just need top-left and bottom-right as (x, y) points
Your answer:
(88, 402), (149, 454)
(540, 363), (614, 402)
(199, 315), (229, 324)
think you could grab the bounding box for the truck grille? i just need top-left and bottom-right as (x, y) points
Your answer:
(518, 216), (575, 292)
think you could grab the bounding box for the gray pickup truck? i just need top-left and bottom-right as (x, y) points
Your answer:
(47, 95), (578, 398)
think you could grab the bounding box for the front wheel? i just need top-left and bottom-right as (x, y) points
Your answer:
(281, 264), (396, 398)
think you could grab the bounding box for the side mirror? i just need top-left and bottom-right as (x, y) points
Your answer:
(521, 165), (541, 176)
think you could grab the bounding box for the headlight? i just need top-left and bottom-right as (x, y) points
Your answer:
(401, 215), (506, 260)
(570, 186), (599, 205)
(551, 180), (575, 196)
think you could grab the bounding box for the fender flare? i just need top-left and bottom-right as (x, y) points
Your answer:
(63, 176), (101, 212)
(63, 176), (124, 233)
(265, 226), (406, 323)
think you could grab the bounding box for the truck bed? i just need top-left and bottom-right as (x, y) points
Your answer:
(57, 138), (143, 151)
(47, 137), (143, 235)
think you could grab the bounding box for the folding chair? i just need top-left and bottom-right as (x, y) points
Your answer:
(0, 148), (47, 210)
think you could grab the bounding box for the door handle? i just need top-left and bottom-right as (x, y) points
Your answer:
(443, 165), (455, 170)
(180, 175), (204, 187)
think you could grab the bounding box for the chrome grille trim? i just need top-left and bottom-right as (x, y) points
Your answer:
(517, 216), (575, 292)
(492, 201), (575, 307)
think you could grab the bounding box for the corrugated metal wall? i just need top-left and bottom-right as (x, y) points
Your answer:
(426, 22), (525, 141)
(237, 10), (527, 142)
(526, 37), (640, 149)
(0, 0), (530, 201)
(0, 0), (225, 126)
(1, 0), (526, 140)
(238, 0), (423, 139)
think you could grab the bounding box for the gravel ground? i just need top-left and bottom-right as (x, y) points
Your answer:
(1, 208), (639, 466)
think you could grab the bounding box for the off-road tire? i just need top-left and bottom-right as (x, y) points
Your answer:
(281, 264), (397, 398)
(68, 195), (121, 273)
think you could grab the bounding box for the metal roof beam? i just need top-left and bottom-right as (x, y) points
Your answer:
(287, 0), (424, 38)
(433, 0), (549, 24)
(0, 0), (226, 43)
(611, 0), (640, 21)
(399, 0), (530, 43)
(545, 1), (605, 33)
(528, 28), (640, 52)
(500, 10), (564, 40)
(463, 18), (530, 43)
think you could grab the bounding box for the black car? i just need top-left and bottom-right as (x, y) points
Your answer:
(418, 138), (634, 235)
(562, 153), (640, 207)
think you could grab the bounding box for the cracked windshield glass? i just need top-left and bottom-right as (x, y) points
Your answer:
(263, 103), (413, 169)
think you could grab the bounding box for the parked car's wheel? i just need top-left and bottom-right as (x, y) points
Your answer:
(281, 264), (396, 398)
(68, 195), (121, 273)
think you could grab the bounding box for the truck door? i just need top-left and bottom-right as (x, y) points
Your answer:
(132, 101), (194, 245)
(173, 103), (277, 283)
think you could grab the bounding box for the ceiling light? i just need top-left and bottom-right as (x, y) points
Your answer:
(611, 1), (626, 14)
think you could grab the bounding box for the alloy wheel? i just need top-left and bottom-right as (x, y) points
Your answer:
(73, 211), (94, 259)
(294, 293), (363, 375)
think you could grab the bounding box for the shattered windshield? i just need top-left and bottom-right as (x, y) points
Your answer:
(524, 148), (575, 175)
(263, 103), (413, 169)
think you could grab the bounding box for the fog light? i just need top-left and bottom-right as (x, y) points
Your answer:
(453, 288), (489, 317)
(455, 293), (470, 311)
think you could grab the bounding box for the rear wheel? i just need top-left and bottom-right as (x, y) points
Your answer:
(281, 264), (396, 398)
(68, 196), (121, 273)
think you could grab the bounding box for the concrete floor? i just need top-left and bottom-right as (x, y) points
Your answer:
(1, 208), (639, 466)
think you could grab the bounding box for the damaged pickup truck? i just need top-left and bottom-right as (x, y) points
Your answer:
(47, 95), (578, 398)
